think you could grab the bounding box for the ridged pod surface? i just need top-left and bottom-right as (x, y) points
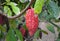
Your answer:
(25, 8), (39, 36)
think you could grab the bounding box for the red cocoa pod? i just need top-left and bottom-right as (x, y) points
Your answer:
(0, 15), (5, 25)
(25, 8), (39, 36)
(20, 27), (26, 36)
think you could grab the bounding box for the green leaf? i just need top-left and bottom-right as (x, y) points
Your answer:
(0, 25), (6, 32)
(11, 5), (20, 15)
(19, 0), (28, 3)
(23, 23), (28, 30)
(6, 0), (10, 2)
(15, 29), (23, 41)
(57, 7), (60, 19)
(8, 2), (20, 15)
(6, 28), (17, 41)
(56, 38), (60, 41)
(39, 10), (48, 21)
(39, 10), (54, 21)
(8, 2), (17, 6)
(46, 24), (55, 33)
(34, 0), (44, 14)
(0, 31), (4, 39)
(41, 30), (48, 35)
(4, 6), (12, 16)
(10, 20), (17, 29)
(34, 30), (40, 38)
(47, 0), (59, 19)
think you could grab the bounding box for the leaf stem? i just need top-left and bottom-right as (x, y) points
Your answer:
(48, 20), (60, 29)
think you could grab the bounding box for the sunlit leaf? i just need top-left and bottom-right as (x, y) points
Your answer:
(19, 0), (28, 3)
(34, 0), (44, 14)
(4, 6), (12, 16)
(11, 5), (20, 15)
(6, 0), (10, 2)
(7, 2), (20, 15)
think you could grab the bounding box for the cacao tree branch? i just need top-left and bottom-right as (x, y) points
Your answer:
(0, 0), (32, 19)
(4, 16), (10, 32)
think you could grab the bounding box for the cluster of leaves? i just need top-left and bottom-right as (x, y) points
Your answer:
(0, 0), (60, 41)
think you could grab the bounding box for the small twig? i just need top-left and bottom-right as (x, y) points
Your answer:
(48, 20), (60, 29)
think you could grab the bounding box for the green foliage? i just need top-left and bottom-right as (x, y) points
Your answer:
(0, 31), (4, 39)
(6, 28), (17, 41)
(34, 0), (44, 14)
(56, 39), (60, 41)
(47, 0), (59, 19)
(4, 1), (20, 16)
(4, 6), (12, 16)
(15, 29), (23, 41)
(46, 24), (55, 33)
(23, 23), (28, 30)
(19, 0), (28, 3)
(34, 29), (48, 38)
(8, 2), (20, 15)
(34, 29), (40, 38)
(0, 25), (6, 32)
(0, 0), (60, 41)
(39, 10), (54, 21)
(6, 0), (10, 2)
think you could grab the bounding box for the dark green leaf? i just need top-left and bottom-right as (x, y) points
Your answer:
(46, 24), (55, 33)
(0, 31), (4, 39)
(34, 0), (44, 14)
(23, 23), (28, 30)
(10, 20), (17, 29)
(0, 25), (6, 32)
(34, 30), (40, 38)
(6, 28), (17, 41)
(56, 38), (60, 41)
(15, 29), (23, 41)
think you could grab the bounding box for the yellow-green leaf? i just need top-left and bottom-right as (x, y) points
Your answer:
(8, 2), (20, 15)
(34, 0), (44, 14)
(6, 0), (10, 2)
